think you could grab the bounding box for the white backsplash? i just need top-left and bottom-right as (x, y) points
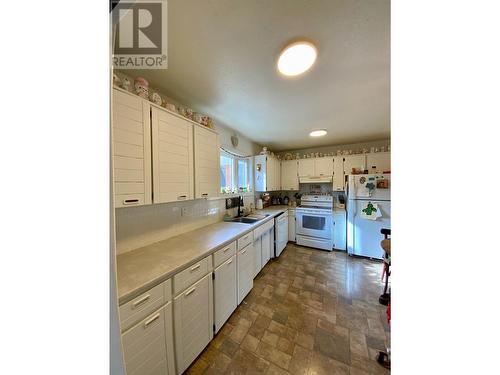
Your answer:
(115, 195), (255, 254)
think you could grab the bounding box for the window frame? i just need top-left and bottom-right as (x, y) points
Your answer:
(219, 149), (253, 195)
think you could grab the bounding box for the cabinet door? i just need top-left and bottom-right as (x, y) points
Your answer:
(267, 157), (275, 191)
(343, 155), (366, 175)
(288, 210), (296, 242)
(151, 108), (194, 204)
(315, 157), (334, 176)
(333, 157), (344, 191)
(194, 126), (219, 198)
(174, 274), (213, 374)
(112, 89), (152, 207)
(253, 236), (262, 278)
(276, 159), (281, 190)
(261, 230), (271, 266)
(214, 255), (237, 333)
(281, 160), (299, 190)
(298, 159), (315, 177)
(254, 155), (267, 192)
(237, 244), (254, 304)
(121, 303), (175, 375)
(366, 152), (391, 173)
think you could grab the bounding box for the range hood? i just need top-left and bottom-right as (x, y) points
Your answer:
(299, 175), (333, 184)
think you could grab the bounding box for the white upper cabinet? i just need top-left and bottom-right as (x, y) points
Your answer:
(275, 158), (282, 191)
(366, 152), (391, 173)
(281, 160), (299, 190)
(112, 89), (152, 207)
(194, 125), (220, 199)
(297, 158), (315, 177)
(254, 154), (281, 191)
(298, 157), (333, 177)
(343, 155), (366, 175)
(333, 157), (344, 191)
(315, 157), (334, 176)
(151, 108), (194, 203)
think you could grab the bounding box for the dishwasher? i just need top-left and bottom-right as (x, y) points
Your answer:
(274, 212), (288, 257)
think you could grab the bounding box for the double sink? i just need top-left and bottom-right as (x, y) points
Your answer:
(227, 214), (271, 224)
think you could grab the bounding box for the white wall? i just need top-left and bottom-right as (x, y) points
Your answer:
(115, 195), (256, 254)
(215, 122), (262, 156)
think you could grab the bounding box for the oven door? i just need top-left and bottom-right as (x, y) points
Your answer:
(296, 210), (332, 239)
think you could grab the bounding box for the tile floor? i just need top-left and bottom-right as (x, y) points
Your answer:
(186, 243), (390, 375)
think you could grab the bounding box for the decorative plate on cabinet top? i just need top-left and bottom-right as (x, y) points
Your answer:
(149, 92), (162, 106)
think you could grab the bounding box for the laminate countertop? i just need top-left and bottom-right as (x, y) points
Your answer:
(116, 206), (290, 305)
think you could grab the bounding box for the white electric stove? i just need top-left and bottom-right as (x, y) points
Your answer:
(295, 195), (334, 251)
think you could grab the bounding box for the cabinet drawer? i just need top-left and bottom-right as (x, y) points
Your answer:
(237, 231), (254, 251)
(213, 241), (237, 268)
(119, 281), (167, 332)
(122, 304), (168, 375)
(173, 256), (211, 295)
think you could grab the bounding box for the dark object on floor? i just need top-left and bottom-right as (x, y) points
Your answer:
(379, 228), (391, 305)
(376, 351), (391, 369)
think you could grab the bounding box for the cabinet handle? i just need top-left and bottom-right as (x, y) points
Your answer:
(227, 259), (233, 265)
(190, 263), (201, 272)
(132, 294), (150, 308)
(241, 249), (247, 254)
(144, 313), (160, 328)
(223, 247), (231, 252)
(202, 193), (208, 197)
(123, 199), (139, 205)
(185, 287), (196, 296)
(177, 195), (187, 200)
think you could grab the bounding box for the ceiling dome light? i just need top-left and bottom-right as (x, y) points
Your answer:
(309, 130), (327, 137)
(277, 41), (318, 76)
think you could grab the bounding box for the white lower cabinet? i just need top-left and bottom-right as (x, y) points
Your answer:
(261, 230), (272, 266)
(173, 273), (213, 374)
(253, 236), (262, 278)
(121, 302), (176, 375)
(237, 243), (254, 304)
(213, 255), (237, 333)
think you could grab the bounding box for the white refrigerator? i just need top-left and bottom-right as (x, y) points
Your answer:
(347, 174), (391, 259)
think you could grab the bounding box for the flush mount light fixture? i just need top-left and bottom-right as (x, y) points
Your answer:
(309, 130), (327, 137)
(277, 41), (318, 76)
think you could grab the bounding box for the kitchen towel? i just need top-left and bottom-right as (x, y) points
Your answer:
(360, 202), (382, 220)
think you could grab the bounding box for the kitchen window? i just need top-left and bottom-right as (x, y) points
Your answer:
(220, 149), (252, 194)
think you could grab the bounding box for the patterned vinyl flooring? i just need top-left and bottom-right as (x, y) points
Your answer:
(185, 243), (390, 375)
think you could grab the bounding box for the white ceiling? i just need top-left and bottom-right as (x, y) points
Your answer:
(127, 0), (390, 151)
